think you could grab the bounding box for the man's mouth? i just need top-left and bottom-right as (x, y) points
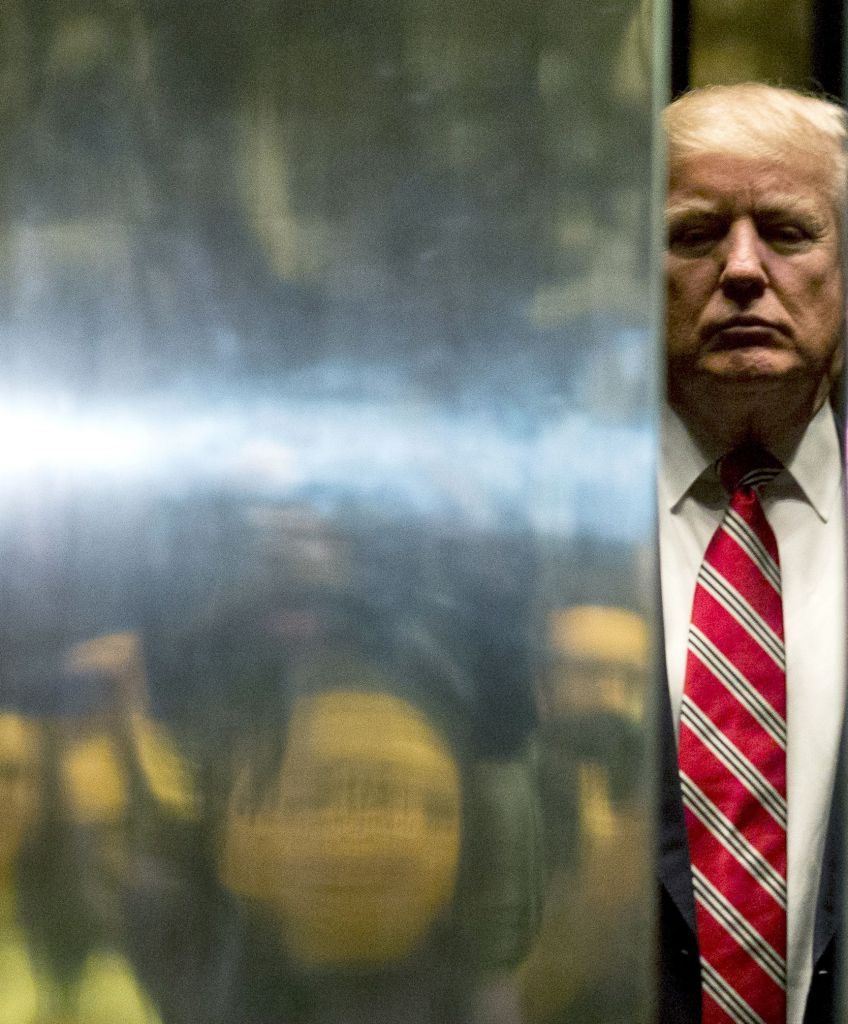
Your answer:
(706, 317), (787, 349)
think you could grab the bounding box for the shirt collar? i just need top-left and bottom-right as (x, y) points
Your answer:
(659, 404), (716, 512)
(779, 400), (843, 522)
(659, 400), (842, 522)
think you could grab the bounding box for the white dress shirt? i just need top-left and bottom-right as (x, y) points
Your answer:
(658, 400), (846, 1024)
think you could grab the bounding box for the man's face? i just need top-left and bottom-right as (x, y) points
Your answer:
(665, 150), (844, 445)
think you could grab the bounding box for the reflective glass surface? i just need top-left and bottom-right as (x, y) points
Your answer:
(0, 3), (662, 1022)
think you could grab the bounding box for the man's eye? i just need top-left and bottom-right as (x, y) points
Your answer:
(762, 222), (814, 246)
(668, 224), (720, 250)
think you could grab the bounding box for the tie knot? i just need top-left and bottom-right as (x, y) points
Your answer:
(718, 446), (783, 495)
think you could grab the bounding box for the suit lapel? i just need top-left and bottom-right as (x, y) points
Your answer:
(657, 637), (697, 933)
(813, 406), (846, 962)
(812, 712), (844, 964)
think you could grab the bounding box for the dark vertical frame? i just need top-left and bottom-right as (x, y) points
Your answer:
(812, 0), (844, 95)
(675, 0), (842, 96)
(670, 0), (691, 95)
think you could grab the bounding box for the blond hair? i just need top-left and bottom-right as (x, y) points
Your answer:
(665, 83), (848, 212)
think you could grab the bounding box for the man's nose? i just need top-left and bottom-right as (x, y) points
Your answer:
(719, 219), (767, 299)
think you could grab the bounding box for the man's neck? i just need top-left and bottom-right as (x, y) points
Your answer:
(669, 393), (824, 458)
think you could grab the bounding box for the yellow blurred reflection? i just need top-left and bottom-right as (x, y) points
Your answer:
(545, 605), (648, 722)
(130, 717), (197, 820)
(0, 714), (43, 877)
(221, 688), (461, 967)
(60, 632), (197, 824)
(0, 631), (199, 1024)
(0, 708), (163, 1024)
(72, 950), (163, 1024)
(520, 605), (650, 1022)
(0, 714), (42, 1024)
(548, 605), (648, 673)
(0, 946), (164, 1024)
(0, 919), (38, 1024)
(237, 106), (335, 283)
(64, 632), (150, 714)
(61, 734), (129, 825)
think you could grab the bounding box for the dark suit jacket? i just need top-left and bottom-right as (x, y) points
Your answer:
(657, 665), (844, 1022)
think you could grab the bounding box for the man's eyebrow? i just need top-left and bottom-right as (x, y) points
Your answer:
(665, 194), (826, 224)
(664, 199), (723, 222)
(753, 194), (827, 223)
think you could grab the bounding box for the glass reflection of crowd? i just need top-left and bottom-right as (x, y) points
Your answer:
(0, 575), (651, 1024)
(186, 511), (543, 1024)
(0, 508), (546, 1024)
(0, 634), (200, 1024)
(0, 2), (655, 1022)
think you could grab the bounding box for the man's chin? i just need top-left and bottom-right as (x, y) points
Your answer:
(698, 349), (800, 384)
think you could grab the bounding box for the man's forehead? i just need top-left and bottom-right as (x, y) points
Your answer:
(666, 152), (834, 221)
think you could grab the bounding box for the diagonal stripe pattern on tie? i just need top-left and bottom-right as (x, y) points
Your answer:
(678, 448), (787, 1024)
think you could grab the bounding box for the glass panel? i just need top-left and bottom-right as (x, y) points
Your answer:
(0, 3), (664, 1023)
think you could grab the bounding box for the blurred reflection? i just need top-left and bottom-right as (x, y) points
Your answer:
(0, 632), (204, 1023)
(521, 606), (649, 1023)
(221, 688), (462, 966)
(159, 508), (543, 1023)
(0, 713), (42, 1023)
(0, 1), (659, 1022)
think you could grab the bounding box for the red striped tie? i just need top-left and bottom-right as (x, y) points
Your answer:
(678, 448), (786, 1024)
